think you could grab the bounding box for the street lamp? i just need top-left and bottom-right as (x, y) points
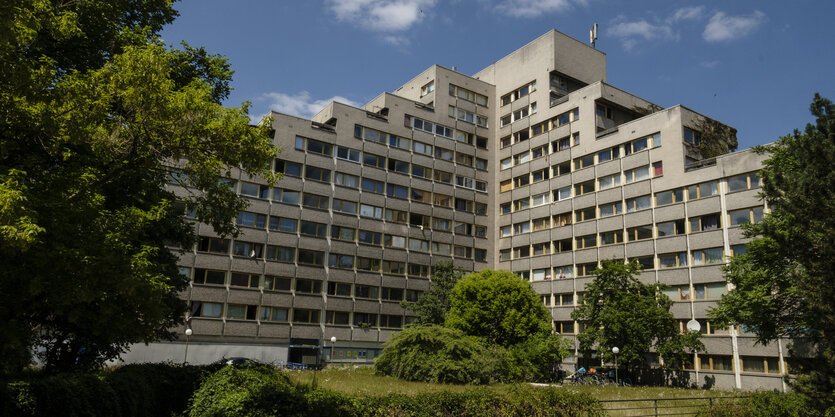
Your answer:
(330, 336), (337, 363)
(612, 347), (619, 385)
(183, 328), (193, 364)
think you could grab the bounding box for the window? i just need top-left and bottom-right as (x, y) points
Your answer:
(690, 213), (721, 232)
(597, 146), (620, 163)
(360, 204), (383, 219)
(656, 219), (686, 237)
(731, 244), (747, 256)
(411, 116), (452, 138)
(266, 245), (294, 262)
(325, 310), (350, 325)
(454, 198), (474, 212)
(575, 234), (596, 249)
(531, 168), (549, 183)
(355, 285), (379, 299)
(531, 192), (549, 207)
(198, 237), (229, 254)
(240, 181), (269, 199)
(500, 135), (511, 148)
(576, 262), (598, 277)
(226, 304), (257, 320)
(624, 133), (660, 155)
(432, 242), (451, 255)
(454, 245), (472, 259)
(295, 278), (323, 294)
(356, 257), (381, 272)
(433, 217), (451, 232)
(532, 268), (551, 281)
(237, 211), (266, 228)
(500, 203), (511, 215)
(600, 230), (623, 245)
(574, 154), (594, 170)
(301, 193), (329, 210)
(662, 285), (691, 302)
(687, 181), (718, 200)
(683, 127), (701, 145)
(264, 276), (291, 291)
(261, 306), (288, 322)
(655, 189), (684, 206)
(553, 136), (571, 152)
(626, 225), (653, 241)
(361, 178), (384, 194)
(553, 238), (573, 253)
(513, 246), (530, 258)
(598, 173), (621, 190)
(384, 209), (407, 224)
(297, 249), (324, 265)
(328, 253), (355, 269)
(552, 108), (578, 128)
(692, 248), (724, 265)
(556, 321), (575, 334)
(500, 225), (511, 238)
(353, 313), (378, 327)
(433, 170), (452, 184)
(500, 180), (512, 193)
(412, 164), (431, 179)
(193, 268), (226, 285)
(387, 158), (410, 174)
(531, 145), (548, 160)
(384, 234), (406, 248)
(421, 81), (434, 97)
(386, 184), (408, 199)
(624, 166), (650, 183)
(575, 207), (596, 222)
(433, 193), (452, 208)
(335, 172), (359, 188)
(304, 165), (331, 182)
(230, 272), (259, 288)
(273, 188), (299, 205)
(274, 160), (301, 177)
(380, 315), (403, 328)
(499, 249), (511, 261)
(554, 212), (572, 227)
(513, 221), (530, 235)
(729, 207), (764, 226)
(596, 103), (613, 119)
(357, 230), (382, 246)
(553, 162), (571, 177)
(658, 252), (687, 268)
(336, 146), (361, 163)
(363, 153), (386, 169)
(653, 161), (663, 176)
(413, 140), (433, 156)
(293, 308), (320, 324)
(299, 221), (327, 238)
(449, 84), (487, 106)
(233, 241), (264, 258)
(626, 195), (652, 212)
(383, 261), (406, 274)
(599, 202), (622, 218)
(727, 172), (761, 192)
(501, 80), (536, 106)
(513, 197), (529, 212)
(408, 238), (429, 252)
(532, 217), (550, 231)
(332, 198), (357, 215)
(574, 180), (595, 196)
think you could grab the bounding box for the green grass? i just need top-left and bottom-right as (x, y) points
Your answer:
(286, 366), (737, 401)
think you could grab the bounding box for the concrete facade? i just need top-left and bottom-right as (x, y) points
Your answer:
(124, 30), (787, 390)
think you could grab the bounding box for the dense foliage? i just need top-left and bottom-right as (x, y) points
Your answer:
(696, 391), (820, 417)
(1, 363), (221, 417)
(0, 1), (276, 373)
(374, 325), (501, 384)
(572, 261), (703, 370)
(710, 94), (835, 408)
(445, 269), (552, 347)
(401, 261), (465, 325)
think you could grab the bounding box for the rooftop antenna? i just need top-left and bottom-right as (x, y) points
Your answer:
(590, 23), (598, 48)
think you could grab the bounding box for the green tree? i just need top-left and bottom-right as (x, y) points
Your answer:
(0, 1), (276, 373)
(445, 269), (552, 347)
(710, 94), (834, 408)
(572, 261), (703, 373)
(401, 260), (465, 325)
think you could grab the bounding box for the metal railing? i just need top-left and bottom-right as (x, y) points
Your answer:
(600, 396), (748, 417)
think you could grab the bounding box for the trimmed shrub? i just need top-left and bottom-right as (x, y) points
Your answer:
(187, 364), (304, 417)
(374, 325), (502, 384)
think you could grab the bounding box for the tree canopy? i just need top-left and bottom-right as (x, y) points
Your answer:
(710, 94), (834, 406)
(0, 0), (276, 373)
(445, 269), (552, 347)
(401, 260), (465, 325)
(572, 261), (703, 370)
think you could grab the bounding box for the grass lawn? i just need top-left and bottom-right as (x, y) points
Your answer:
(286, 366), (737, 402)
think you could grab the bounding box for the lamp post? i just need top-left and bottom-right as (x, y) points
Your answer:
(330, 336), (337, 363)
(612, 347), (619, 385)
(183, 328), (193, 365)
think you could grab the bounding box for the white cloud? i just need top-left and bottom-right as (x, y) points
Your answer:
(700, 60), (720, 69)
(668, 6), (704, 23)
(703, 10), (767, 42)
(607, 19), (675, 50)
(494, 0), (575, 18)
(327, 0), (436, 32)
(258, 91), (361, 120)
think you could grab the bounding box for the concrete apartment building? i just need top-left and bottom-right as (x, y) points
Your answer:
(122, 30), (787, 391)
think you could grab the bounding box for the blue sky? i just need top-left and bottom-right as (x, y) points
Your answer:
(161, 0), (834, 150)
